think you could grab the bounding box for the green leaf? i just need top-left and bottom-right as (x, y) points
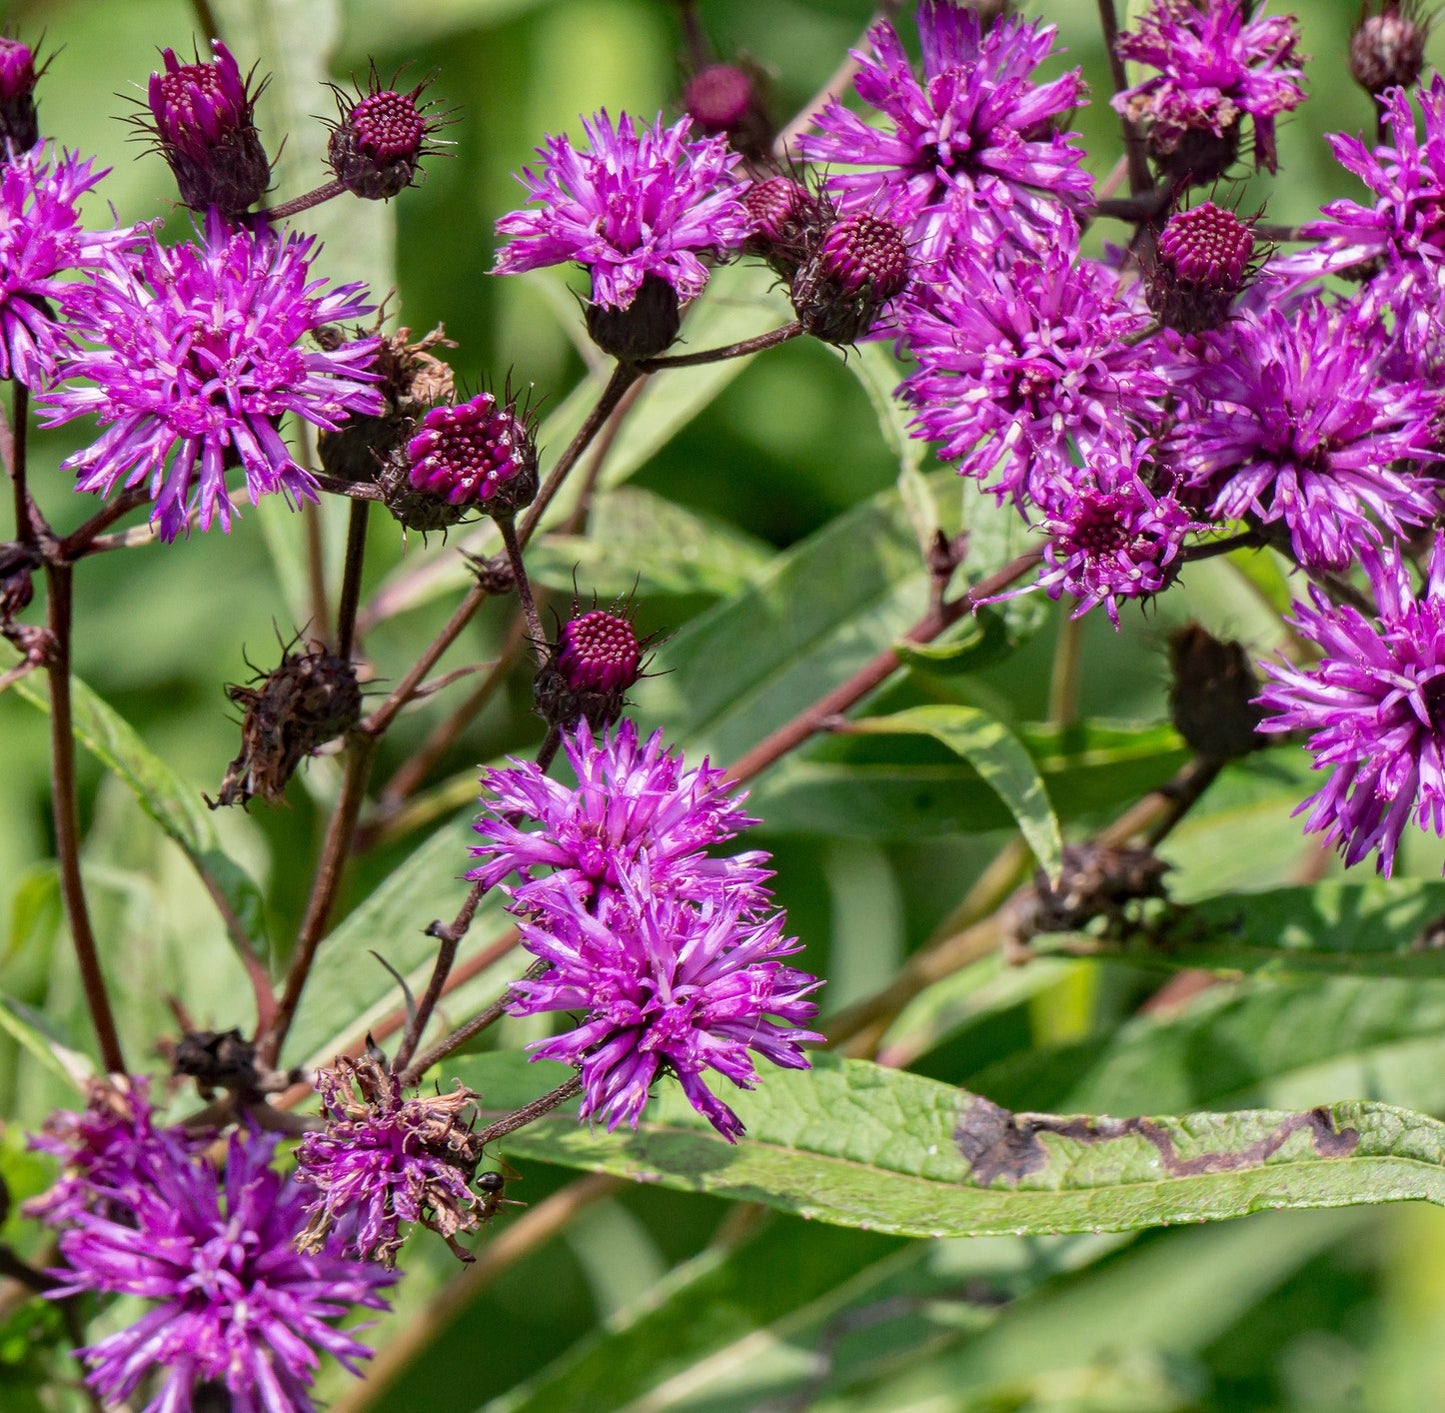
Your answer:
(0, 991), (90, 1091)
(850, 705), (1063, 879)
(11, 669), (269, 954)
(456, 1053), (1445, 1239)
(747, 718), (1186, 842)
(525, 487), (775, 599)
(1033, 879), (1445, 979)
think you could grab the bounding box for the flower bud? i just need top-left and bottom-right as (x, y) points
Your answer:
(683, 62), (771, 159)
(405, 389), (538, 520)
(1168, 622), (1266, 762)
(327, 72), (445, 201)
(790, 211), (910, 344)
(209, 643), (361, 809)
(0, 38), (40, 153)
(585, 272), (682, 362)
(145, 41), (270, 214)
(1148, 202), (1257, 333)
(535, 606), (648, 731)
(742, 176), (820, 280)
(1351, 2), (1429, 97)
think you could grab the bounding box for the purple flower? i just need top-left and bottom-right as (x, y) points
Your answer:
(144, 40), (270, 214)
(40, 210), (383, 541)
(296, 1053), (490, 1267)
(797, 2), (1091, 262)
(1165, 299), (1440, 570)
(1113, 0), (1306, 177)
(47, 1128), (393, 1413)
(1256, 535), (1445, 876)
(508, 878), (822, 1141)
(901, 231), (1166, 508)
(470, 718), (771, 911)
(0, 36), (40, 151)
(406, 389), (538, 514)
(1035, 443), (1201, 628)
(493, 111), (748, 312)
(1282, 77), (1445, 288)
(25, 1077), (207, 1225)
(0, 145), (137, 388)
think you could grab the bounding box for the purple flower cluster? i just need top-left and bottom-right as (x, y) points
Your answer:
(30, 1083), (392, 1413)
(41, 211), (383, 541)
(473, 720), (821, 1140)
(1257, 537), (1445, 877)
(493, 110), (748, 313)
(1113, 0), (1306, 177)
(798, 2), (1091, 263)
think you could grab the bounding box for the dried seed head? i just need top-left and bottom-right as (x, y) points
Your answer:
(1351, 2), (1429, 96)
(790, 210), (910, 344)
(326, 70), (448, 201)
(144, 41), (270, 214)
(1010, 842), (1172, 946)
(0, 37), (40, 152)
(209, 642), (361, 809)
(405, 388), (539, 520)
(1148, 201), (1259, 333)
(1168, 622), (1266, 761)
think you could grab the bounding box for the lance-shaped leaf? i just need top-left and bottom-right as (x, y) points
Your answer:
(456, 1053), (1445, 1239)
(12, 669), (268, 953)
(848, 705), (1064, 879)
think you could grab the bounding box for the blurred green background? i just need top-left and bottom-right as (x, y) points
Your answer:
(6, 1), (1445, 1410)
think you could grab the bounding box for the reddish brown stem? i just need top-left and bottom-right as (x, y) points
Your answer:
(637, 322), (803, 371)
(1097, 0), (1153, 198)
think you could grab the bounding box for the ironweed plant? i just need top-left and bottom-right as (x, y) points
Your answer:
(7, 0), (1445, 1408)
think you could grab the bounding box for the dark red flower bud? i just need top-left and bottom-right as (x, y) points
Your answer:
(683, 62), (771, 158)
(406, 389), (538, 519)
(0, 38), (40, 153)
(742, 176), (820, 279)
(790, 211), (910, 344)
(326, 71), (447, 201)
(145, 41), (270, 214)
(535, 604), (653, 731)
(1351, 2), (1429, 97)
(1148, 202), (1259, 333)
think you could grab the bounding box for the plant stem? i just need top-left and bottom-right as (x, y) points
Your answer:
(391, 880), (488, 1076)
(44, 562), (126, 1074)
(9, 384), (30, 548)
(725, 550), (1042, 785)
(637, 322), (804, 371)
(304, 502), (330, 645)
(311, 472), (383, 502)
(1096, 0), (1153, 197)
(57, 491), (151, 561)
(472, 1073), (584, 1147)
(188, 0), (224, 41)
(1047, 613), (1084, 729)
(494, 515), (546, 665)
(259, 733), (377, 1067)
(517, 362), (642, 549)
(1181, 530), (1264, 562)
(335, 500), (370, 662)
(400, 959), (547, 1085)
(259, 179), (348, 222)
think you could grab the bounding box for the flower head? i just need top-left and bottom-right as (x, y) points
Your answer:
(1351, 2), (1430, 98)
(1257, 535), (1445, 876)
(493, 111), (748, 313)
(470, 718), (771, 912)
(1284, 76), (1445, 288)
(1166, 299), (1440, 570)
(41, 210), (383, 541)
(509, 879), (822, 1141)
(1148, 200), (1260, 332)
(144, 40), (270, 214)
(0, 36), (40, 152)
(47, 1127), (393, 1413)
(327, 70), (448, 201)
(25, 1077), (207, 1225)
(0, 145), (137, 388)
(296, 1053), (490, 1266)
(683, 62), (772, 157)
(790, 208), (912, 344)
(797, 1), (1091, 263)
(406, 388), (538, 516)
(902, 232), (1165, 508)
(1113, 0), (1306, 179)
(1035, 443), (1201, 627)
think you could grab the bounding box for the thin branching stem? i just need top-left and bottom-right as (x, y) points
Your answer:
(637, 322), (804, 372)
(336, 500), (370, 662)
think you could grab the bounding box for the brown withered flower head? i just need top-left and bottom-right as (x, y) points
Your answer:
(294, 1050), (504, 1267)
(208, 637), (361, 809)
